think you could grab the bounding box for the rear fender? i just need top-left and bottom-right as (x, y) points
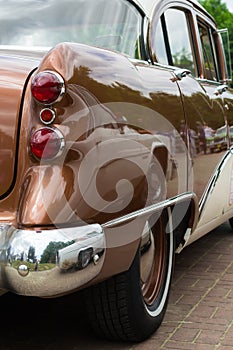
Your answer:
(18, 165), (81, 226)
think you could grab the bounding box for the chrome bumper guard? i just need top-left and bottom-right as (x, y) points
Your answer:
(0, 223), (105, 297)
(0, 192), (196, 298)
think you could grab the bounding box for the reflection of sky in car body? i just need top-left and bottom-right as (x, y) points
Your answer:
(153, 8), (195, 74)
(165, 10), (194, 70)
(224, 0), (233, 12)
(0, 0), (141, 58)
(8, 225), (102, 259)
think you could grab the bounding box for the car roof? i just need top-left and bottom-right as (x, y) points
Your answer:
(132, 0), (210, 18)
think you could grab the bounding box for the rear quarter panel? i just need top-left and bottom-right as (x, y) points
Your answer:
(18, 43), (188, 229)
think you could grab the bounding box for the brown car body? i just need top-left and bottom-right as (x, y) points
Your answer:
(0, 0), (233, 342)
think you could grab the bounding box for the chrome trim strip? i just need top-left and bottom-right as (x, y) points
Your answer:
(129, 58), (149, 65)
(199, 149), (232, 217)
(103, 192), (195, 228)
(196, 77), (222, 86)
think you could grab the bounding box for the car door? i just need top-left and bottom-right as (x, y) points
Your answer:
(150, 3), (228, 204)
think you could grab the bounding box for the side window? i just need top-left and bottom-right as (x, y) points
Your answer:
(198, 21), (218, 81)
(152, 8), (196, 75)
(153, 19), (168, 65)
(218, 29), (232, 81)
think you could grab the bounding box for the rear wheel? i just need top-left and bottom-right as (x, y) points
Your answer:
(84, 210), (175, 342)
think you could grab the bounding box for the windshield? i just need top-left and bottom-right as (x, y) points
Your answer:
(0, 0), (142, 58)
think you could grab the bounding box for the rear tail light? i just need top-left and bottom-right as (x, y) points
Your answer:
(40, 108), (56, 124)
(30, 127), (65, 160)
(31, 71), (65, 105)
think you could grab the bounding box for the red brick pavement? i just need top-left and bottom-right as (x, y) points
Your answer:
(133, 222), (233, 350)
(1, 222), (233, 350)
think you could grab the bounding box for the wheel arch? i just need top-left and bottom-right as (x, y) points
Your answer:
(172, 195), (199, 252)
(152, 145), (168, 175)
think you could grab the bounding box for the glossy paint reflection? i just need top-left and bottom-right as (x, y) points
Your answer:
(0, 54), (39, 197)
(16, 43), (189, 227)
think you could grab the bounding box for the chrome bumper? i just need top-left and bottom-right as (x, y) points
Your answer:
(0, 223), (105, 297)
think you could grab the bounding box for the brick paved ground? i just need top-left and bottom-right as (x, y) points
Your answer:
(133, 222), (233, 350)
(1, 222), (233, 350)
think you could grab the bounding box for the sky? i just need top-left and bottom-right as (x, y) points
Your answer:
(224, 0), (233, 12)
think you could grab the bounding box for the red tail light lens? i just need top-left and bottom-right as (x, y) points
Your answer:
(31, 71), (65, 105)
(40, 108), (56, 124)
(30, 127), (64, 159)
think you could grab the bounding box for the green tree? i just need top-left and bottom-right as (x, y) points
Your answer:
(199, 0), (233, 25)
(199, 0), (233, 81)
(27, 246), (36, 262)
(40, 241), (75, 264)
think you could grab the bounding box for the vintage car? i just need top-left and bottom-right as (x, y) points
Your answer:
(0, 0), (233, 343)
(213, 125), (228, 152)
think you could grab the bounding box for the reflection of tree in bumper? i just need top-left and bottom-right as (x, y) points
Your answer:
(0, 224), (105, 296)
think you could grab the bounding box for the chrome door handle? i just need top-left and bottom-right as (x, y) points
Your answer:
(214, 84), (229, 95)
(171, 69), (191, 82)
